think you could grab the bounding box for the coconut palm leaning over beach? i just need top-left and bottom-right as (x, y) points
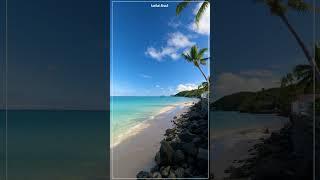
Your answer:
(176, 0), (210, 26)
(182, 45), (209, 82)
(293, 44), (320, 89)
(256, 0), (320, 80)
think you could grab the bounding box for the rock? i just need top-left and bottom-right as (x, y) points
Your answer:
(160, 141), (174, 165)
(184, 167), (193, 177)
(170, 141), (182, 150)
(192, 137), (202, 145)
(182, 143), (198, 156)
(165, 128), (175, 136)
(182, 163), (188, 168)
(161, 166), (171, 177)
(173, 149), (185, 164)
(152, 172), (162, 178)
(175, 167), (185, 178)
(179, 131), (196, 142)
(197, 148), (208, 161)
(136, 171), (151, 179)
(168, 170), (176, 178)
(155, 151), (161, 165)
(150, 165), (159, 173)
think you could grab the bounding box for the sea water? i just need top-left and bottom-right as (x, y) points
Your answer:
(110, 96), (196, 146)
(0, 110), (108, 180)
(210, 111), (289, 136)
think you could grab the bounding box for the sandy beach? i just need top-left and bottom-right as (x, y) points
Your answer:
(111, 101), (195, 178)
(210, 117), (288, 179)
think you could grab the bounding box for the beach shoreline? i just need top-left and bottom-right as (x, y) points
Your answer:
(111, 100), (196, 178)
(210, 115), (288, 179)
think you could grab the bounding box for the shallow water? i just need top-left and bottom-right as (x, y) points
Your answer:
(110, 96), (196, 146)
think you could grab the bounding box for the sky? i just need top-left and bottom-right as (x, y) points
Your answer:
(0, 0), (318, 109)
(111, 2), (210, 96)
(212, 0), (316, 100)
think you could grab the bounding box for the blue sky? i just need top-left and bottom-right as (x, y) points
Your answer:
(111, 2), (210, 96)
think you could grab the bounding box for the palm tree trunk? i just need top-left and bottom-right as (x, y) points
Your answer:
(197, 65), (208, 82)
(279, 14), (320, 81)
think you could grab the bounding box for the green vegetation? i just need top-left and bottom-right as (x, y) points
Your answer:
(213, 44), (320, 115)
(175, 82), (208, 98)
(212, 92), (255, 111)
(211, 83), (318, 115)
(174, 88), (207, 98)
(182, 45), (209, 82)
(211, 87), (292, 115)
(176, 0), (210, 25)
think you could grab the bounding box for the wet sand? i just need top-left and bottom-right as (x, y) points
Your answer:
(111, 102), (195, 178)
(210, 119), (288, 179)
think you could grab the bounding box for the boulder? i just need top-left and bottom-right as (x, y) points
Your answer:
(196, 148), (208, 173)
(179, 131), (196, 142)
(155, 151), (161, 165)
(152, 172), (162, 178)
(175, 167), (185, 178)
(150, 164), (159, 173)
(165, 128), (175, 136)
(160, 141), (174, 165)
(136, 171), (151, 179)
(173, 149), (185, 164)
(182, 143), (198, 157)
(161, 166), (171, 177)
(168, 170), (176, 178)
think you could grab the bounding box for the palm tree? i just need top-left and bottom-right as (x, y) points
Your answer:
(291, 44), (320, 90)
(281, 73), (294, 87)
(256, 0), (320, 80)
(182, 45), (209, 82)
(198, 81), (209, 90)
(176, 0), (210, 25)
(293, 64), (313, 87)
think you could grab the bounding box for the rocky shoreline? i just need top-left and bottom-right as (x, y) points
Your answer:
(224, 115), (313, 180)
(137, 99), (209, 179)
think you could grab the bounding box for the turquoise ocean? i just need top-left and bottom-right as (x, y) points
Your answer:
(110, 96), (196, 146)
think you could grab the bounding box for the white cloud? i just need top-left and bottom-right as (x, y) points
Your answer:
(168, 18), (181, 28)
(189, 2), (210, 35)
(214, 72), (279, 99)
(176, 83), (198, 92)
(145, 32), (194, 61)
(155, 85), (160, 88)
(145, 47), (163, 61)
(167, 32), (194, 48)
(139, 74), (152, 79)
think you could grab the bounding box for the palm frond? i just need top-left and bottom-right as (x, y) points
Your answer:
(176, 1), (190, 15)
(287, 0), (311, 12)
(195, 2), (209, 25)
(198, 48), (208, 58)
(182, 52), (193, 62)
(190, 45), (198, 59)
(200, 58), (209, 65)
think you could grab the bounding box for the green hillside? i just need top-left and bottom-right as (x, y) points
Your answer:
(174, 88), (207, 98)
